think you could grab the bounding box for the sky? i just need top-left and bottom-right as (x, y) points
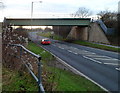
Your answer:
(0, 0), (119, 21)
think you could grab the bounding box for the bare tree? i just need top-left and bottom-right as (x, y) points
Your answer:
(97, 10), (117, 28)
(0, 1), (5, 10)
(71, 7), (92, 18)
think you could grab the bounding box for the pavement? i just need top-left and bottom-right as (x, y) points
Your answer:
(29, 32), (120, 92)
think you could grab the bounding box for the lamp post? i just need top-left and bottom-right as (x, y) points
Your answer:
(31, 1), (42, 30)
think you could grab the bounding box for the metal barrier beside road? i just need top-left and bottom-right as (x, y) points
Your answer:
(4, 44), (45, 93)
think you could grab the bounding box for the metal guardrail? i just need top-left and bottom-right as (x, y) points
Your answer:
(4, 44), (45, 93)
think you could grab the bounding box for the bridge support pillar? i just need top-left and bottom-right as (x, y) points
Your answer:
(67, 26), (88, 40)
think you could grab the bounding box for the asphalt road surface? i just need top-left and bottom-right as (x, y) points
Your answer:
(29, 32), (120, 92)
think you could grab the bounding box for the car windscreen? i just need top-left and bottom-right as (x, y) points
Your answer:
(44, 40), (49, 41)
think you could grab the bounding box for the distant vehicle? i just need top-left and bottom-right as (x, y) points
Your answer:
(41, 39), (51, 45)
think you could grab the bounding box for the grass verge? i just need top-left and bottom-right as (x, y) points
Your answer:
(73, 40), (120, 52)
(2, 67), (38, 92)
(27, 41), (104, 91)
(27, 42), (54, 62)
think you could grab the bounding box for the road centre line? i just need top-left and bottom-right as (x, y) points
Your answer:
(83, 56), (102, 64)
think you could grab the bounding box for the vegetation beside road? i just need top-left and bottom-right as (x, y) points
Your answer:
(27, 41), (104, 91)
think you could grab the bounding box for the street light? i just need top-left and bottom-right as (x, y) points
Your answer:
(31, 1), (42, 30)
(31, 1), (42, 18)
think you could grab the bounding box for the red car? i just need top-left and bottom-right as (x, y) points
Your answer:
(41, 39), (51, 45)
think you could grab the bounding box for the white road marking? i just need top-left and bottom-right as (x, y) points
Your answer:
(73, 52), (78, 55)
(55, 43), (120, 68)
(116, 68), (120, 71)
(94, 58), (118, 61)
(86, 55), (109, 58)
(68, 50), (72, 53)
(67, 50), (78, 55)
(103, 63), (119, 66)
(84, 50), (89, 52)
(83, 56), (102, 64)
(78, 52), (93, 55)
(73, 47), (77, 49)
(60, 47), (64, 49)
(58, 46), (64, 49)
(53, 44), (56, 46)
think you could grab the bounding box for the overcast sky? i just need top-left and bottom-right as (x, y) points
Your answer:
(0, 0), (119, 21)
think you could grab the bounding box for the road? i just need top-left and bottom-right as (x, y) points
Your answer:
(29, 32), (120, 92)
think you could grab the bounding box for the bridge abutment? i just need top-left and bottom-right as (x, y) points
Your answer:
(67, 26), (88, 41)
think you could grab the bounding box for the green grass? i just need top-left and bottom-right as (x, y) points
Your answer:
(2, 67), (38, 92)
(47, 67), (104, 91)
(27, 42), (54, 62)
(27, 41), (104, 91)
(73, 40), (120, 52)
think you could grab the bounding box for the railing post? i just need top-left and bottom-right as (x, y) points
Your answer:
(38, 56), (44, 93)
(20, 47), (22, 58)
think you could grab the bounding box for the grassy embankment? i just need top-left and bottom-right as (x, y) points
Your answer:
(37, 31), (120, 52)
(27, 42), (104, 91)
(2, 41), (104, 91)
